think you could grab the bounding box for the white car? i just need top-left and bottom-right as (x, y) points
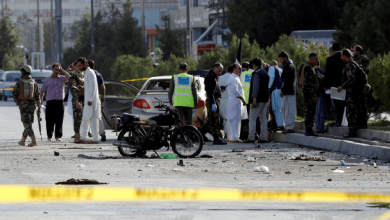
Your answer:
(131, 76), (207, 129)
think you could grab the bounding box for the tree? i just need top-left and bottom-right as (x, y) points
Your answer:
(368, 52), (390, 111)
(226, 0), (345, 48)
(335, 0), (390, 55)
(2, 53), (23, 70)
(0, 4), (19, 69)
(156, 15), (184, 60)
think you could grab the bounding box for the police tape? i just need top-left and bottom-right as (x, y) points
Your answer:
(0, 88), (13, 91)
(1, 186), (390, 203)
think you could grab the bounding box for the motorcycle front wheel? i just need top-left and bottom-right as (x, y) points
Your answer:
(117, 128), (146, 157)
(171, 126), (204, 158)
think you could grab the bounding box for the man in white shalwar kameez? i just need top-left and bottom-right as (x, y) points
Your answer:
(226, 64), (246, 142)
(218, 65), (234, 140)
(76, 57), (101, 144)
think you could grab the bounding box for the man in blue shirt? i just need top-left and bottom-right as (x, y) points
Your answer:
(88, 59), (106, 141)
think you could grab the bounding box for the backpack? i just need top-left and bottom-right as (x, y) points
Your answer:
(15, 79), (37, 102)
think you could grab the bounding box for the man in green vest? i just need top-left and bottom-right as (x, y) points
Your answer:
(168, 62), (198, 125)
(240, 62), (253, 104)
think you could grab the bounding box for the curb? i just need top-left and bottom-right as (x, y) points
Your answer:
(270, 132), (390, 161)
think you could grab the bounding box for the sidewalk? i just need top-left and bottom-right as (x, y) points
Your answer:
(270, 122), (390, 161)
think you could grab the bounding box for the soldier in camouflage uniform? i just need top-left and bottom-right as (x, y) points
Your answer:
(12, 65), (41, 147)
(355, 45), (370, 129)
(339, 49), (359, 138)
(202, 63), (227, 145)
(302, 53), (319, 136)
(68, 66), (84, 143)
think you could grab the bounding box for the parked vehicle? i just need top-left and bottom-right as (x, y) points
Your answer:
(131, 76), (207, 129)
(1, 70), (51, 101)
(111, 98), (204, 158)
(0, 70), (5, 100)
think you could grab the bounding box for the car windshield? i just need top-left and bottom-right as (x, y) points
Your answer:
(5, 72), (22, 82)
(31, 71), (51, 78)
(144, 79), (171, 91)
(0, 72), (4, 79)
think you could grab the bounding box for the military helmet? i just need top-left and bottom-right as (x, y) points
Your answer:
(20, 65), (32, 73)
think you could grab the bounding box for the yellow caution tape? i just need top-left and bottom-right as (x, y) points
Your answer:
(0, 88), (14, 91)
(1, 186), (390, 203)
(375, 211), (390, 220)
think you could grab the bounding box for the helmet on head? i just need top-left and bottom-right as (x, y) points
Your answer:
(20, 65), (32, 73)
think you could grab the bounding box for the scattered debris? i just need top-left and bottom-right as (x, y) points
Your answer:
(327, 178), (332, 181)
(200, 154), (214, 158)
(55, 178), (108, 185)
(333, 169), (345, 173)
(78, 154), (119, 159)
(308, 164), (314, 166)
(177, 160), (185, 166)
(231, 149), (245, 153)
(150, 153), (159, 158)
(363, 159), (369, 162)
(222, 160), (227, 163)
(339, 160), (346, 166)
(172, 168), (180, 171)
(191, 164), (199, 167)
(161, 153), (178, 159)
(77, 164), (85, 168)
(260, 166), (269, 172)
(371, 162), (378, 168)
(319, 152), (325, 154)
(291, 156), (326, 161)
(371, 156), (378, 160)
(54, 151), (59, 156)
(145, 164), (154, 167)
(285, 171), (292, 175)
(357, 169), (363, 171)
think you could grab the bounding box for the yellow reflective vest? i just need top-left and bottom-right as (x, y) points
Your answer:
(240, 70), (253, 103)
(173, 73), (194, 108)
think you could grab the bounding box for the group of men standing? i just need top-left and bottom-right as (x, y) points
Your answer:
(13, 57), (107, 146)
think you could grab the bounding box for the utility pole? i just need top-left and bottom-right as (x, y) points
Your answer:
(37, 0), (39, 51)
(50, 0), (54, 63)
(141, 0), (146, 42)
(186, 0), (191, 55)
(55, 0), (62, 63)
(91, 0), (95, 52)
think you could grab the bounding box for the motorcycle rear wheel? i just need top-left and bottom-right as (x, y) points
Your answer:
(171, 126), (204, 158)
(117, 128), (146, 157)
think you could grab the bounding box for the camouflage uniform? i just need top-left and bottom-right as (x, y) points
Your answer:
(342, 61), (359, 134)
(68, 74), (84, 133)
(302, 64), (318, 130)
(356, 55), (370, 127)
(12, 75), (40, 138)
(205, 99), (221, 136)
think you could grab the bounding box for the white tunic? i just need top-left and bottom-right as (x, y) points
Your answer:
(226, 74), (244, 120)
(82, 67), (101, 120)
(218, 73), (231, 119)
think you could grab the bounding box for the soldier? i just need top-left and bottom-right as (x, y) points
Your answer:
(68, 63), (85, 143)
(301, 53), (319, 136)
(338, 49), (359, 138)
(355, 45), (370, 129)
(202, 63), (227, 145)
(12, 65), (41, 147)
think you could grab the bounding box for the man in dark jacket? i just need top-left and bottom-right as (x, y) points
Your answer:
(279, 52), (298, 134)
(324, 42), (345, 126)
(202, 63), (227, 145)
(246, 58), (270, 143)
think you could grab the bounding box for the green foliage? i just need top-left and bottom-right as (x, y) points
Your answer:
(2, 53), (23, 70)
(226, 0), (344, 47)
(156, 54), (198, 75)
(63, 1), (148, 79)
(369, 52), (390, 111)
(156, 15), (184, 60)
(110, 55), (157, 88)
(0, 4), (19, 69)
(335, 0), (390, 55)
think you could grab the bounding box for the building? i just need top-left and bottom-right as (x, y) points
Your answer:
(290, 30), (337, 50)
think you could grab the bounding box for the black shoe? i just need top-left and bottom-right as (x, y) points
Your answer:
(101, 134), (106, 142)
(213, 135), (227, 145)
(343, 132), (357, 138)
(304, 130), (318, 137)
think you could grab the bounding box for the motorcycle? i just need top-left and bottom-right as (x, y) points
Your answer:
(110, 97), (204, 158)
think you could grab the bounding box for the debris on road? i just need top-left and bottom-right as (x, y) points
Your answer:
(285, 171), (292, 175)
(231, 149), (245, 153)
(371, 162), (378, 168)
(339, 160), (346, 166)
(200, 154), (214, 158)
(54, 151), (59, 156)
(78, 154), (119, 159)
(333, 169), (345, 173)
(145, 164), (154, 167)
(291, 155), (326, 161)
(77, 164), (85, 168)
(328, 178), (332, 181)
(55, 178), (108, 185)
(177, 160), (185, 166)
(161, 153), (177, 159)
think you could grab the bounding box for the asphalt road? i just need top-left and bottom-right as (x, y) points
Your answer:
(0, 100), (390, 220)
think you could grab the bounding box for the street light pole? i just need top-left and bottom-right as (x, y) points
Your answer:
(186, 0), (191, 55)
(37, 0), (40, 52)
(55, 0), (62, 63)
(91, 0), (94, 53)
(50, 0), (54, 63)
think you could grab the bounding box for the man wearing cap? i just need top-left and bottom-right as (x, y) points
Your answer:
(12, 65), (42, 147)
(168, 62), (198, 125)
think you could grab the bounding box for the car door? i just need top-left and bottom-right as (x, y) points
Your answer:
(102, 80), (140, 129)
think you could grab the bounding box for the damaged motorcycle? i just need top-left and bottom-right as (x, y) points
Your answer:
(111, 97), (204, 158)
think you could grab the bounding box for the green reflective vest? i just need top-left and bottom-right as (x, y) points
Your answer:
(173, 73), (194, 108)
(240, 70), (253, 103)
